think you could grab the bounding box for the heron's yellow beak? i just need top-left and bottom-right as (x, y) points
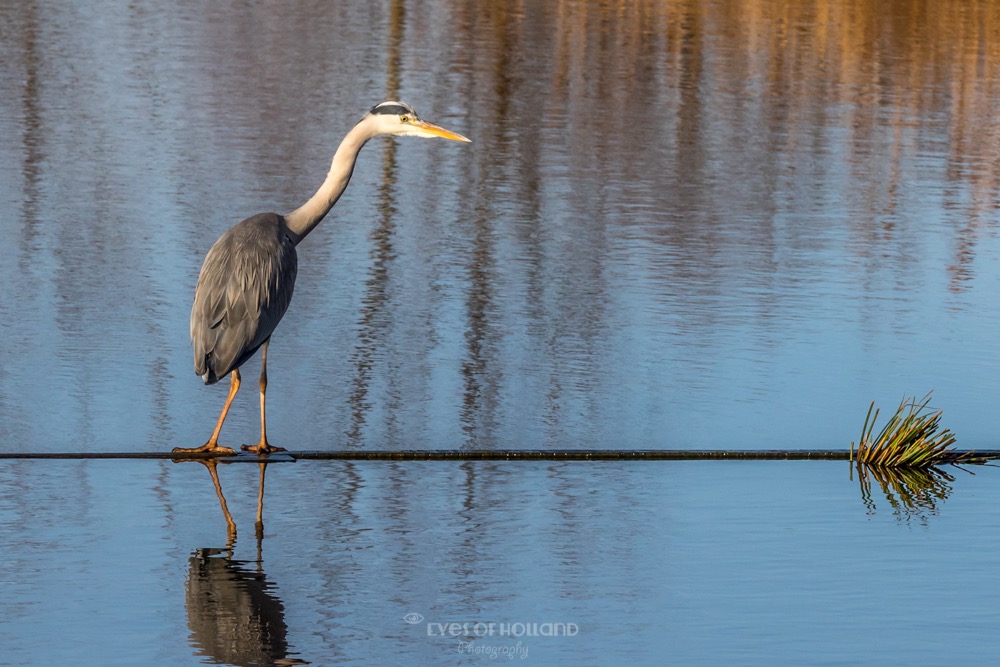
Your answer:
(414, 119), (471, 142)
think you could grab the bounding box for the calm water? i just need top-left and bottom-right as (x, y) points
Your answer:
(4, 0), (1000, 664)
(3, 0), (1000, 452)
(2, 458), (999, 666)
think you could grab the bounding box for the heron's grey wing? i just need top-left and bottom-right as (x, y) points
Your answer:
(192, 215), (298, 383)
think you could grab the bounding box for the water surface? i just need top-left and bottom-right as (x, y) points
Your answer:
(3, 0), (1000, 452)
(4, 2), (1000, 664)
(2, 459), (998, 665)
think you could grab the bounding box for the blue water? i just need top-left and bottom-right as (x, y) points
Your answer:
(3, 0), (1000, 453)
(4, 0), (1000, 664)
(1, 459), (997, 666)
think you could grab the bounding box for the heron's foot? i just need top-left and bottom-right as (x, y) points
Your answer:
(241, 442), (287, 454)
(172, 443), (237, 456)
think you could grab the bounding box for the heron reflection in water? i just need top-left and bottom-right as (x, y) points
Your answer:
(173, 102), (470, 456)
(183, 459), (308, 666)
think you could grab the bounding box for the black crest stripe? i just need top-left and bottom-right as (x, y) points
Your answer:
(370, 103), (410, 116)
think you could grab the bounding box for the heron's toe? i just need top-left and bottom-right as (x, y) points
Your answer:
(171, 444), (237, 456)
(240, 443), (287, 454)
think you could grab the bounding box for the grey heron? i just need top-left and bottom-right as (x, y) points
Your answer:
(173, 101), (470, 456)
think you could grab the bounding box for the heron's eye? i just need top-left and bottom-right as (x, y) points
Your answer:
(400, 115), (410, 123)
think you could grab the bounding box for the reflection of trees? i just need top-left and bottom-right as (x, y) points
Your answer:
(346, 0), (405, 446)
(854, 463), (957, 526)
(6, 0), (1000, 450)
(181, 460), (308, 666)
(459, 0), (1000, 308)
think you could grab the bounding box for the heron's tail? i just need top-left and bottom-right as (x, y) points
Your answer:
(197, 354), (221, 385)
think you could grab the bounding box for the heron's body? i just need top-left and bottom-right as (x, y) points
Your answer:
(192, 213), (298, 385)
(173, 101), (469, 456)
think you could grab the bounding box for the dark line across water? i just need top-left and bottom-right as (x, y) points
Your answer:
(1, 450), (998, 461)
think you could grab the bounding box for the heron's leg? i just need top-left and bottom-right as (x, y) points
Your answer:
(173, 370), (240, 455)
(242, 340), (286, 454)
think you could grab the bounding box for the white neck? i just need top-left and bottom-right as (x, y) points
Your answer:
(284, 118), (379, 243)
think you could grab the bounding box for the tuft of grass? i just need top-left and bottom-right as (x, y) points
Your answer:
(851, 392), (976, 468)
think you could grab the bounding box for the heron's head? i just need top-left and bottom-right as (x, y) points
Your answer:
(366, 101), (471, 142)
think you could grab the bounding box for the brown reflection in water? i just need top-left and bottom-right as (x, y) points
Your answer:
(10, 0), (43, 263)
(180, 460), (308, 666)
(460, 201), (500, 449)
(854, 463), (957, 527)
(521, 0), (1000, 295)
(451, 2), (526, 449)
(347, 0), (405, 445)
(1, 1), (42, 438)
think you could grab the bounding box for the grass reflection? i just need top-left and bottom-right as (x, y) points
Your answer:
(854, 463), (958, 526)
